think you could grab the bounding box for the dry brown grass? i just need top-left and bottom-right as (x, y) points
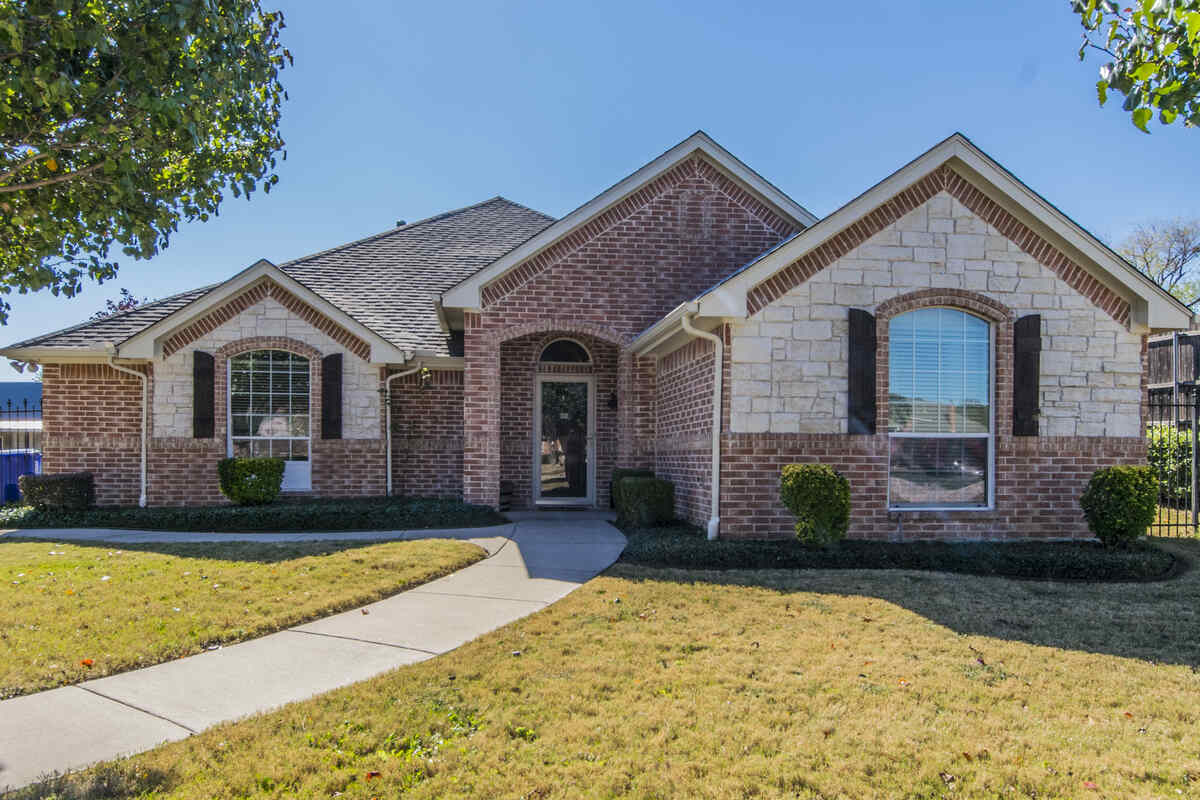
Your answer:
(16, 538), (1200, 799)
(0, 537), (484, 698)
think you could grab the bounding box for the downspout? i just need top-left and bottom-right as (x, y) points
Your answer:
(106, 356), (148, 508)
(384, 361), (423, 496)
(680, 313), (722, 540)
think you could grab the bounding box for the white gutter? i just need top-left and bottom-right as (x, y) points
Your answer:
(680, 313), (722, 540)
(106, 355), (148, 507)
(384, 361), (423, 496)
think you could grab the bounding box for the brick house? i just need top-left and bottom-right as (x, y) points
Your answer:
(3, 132), (1190, 539)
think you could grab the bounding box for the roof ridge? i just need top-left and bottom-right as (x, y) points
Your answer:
(279, 196), (554, 269)
(2, 284), (217, 351)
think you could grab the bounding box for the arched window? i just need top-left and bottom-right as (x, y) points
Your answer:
(888, 308), (992, 509)
(540, 339), (591, 363)
(228, 350), (311, 489)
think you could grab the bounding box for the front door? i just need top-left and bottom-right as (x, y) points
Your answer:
(534, 376), (594, 505)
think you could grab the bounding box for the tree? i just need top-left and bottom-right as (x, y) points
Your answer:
(0, 0), (290, 324)
(1118, 218), (1200, 304)
(1073, 0), (1200, 132)
(89, 287), (145, 320)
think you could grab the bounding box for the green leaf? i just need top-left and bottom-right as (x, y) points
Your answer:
(1097, 79), (1110, 105)
(1132, 62), (1160, 81)
(1185, 11), (1200, 44)
(1132, 106), (1154, 131)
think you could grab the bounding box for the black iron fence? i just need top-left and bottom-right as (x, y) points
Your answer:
(1146, 395), (1199, 537)
(0, 398), (41, 503)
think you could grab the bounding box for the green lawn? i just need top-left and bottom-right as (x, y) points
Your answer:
(0, 537), (485, 699)
(0, 496), (507, 533)
(18, 537), (1200, 799)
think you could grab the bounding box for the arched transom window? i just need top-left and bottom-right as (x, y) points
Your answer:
(540, 339), (591, 363)
(228, 350), (311, 489)
(887, 308), (992, 510)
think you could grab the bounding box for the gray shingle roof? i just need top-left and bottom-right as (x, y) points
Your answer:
(4, 197), (554, 357)
(280, 197), (553, 356)
(3, 285), (216, 350)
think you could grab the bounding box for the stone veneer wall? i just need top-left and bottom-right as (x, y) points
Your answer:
(729, 191), (1142, 437)
(153, 296), (380, 439)
(718, 189), (1148, 541)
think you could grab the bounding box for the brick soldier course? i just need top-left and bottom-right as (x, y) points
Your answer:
(5, 131), (1190, 540)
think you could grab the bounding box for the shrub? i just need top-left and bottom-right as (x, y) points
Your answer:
(18, 472), (95, 511)
(780, 464), (850, 547)
(1147, 423), (1191, 505)
(217, 458), (286, 506)
(615, 477), (674, 526)
(611, 468), (654, 509)
(1079, 465), (1158, 548)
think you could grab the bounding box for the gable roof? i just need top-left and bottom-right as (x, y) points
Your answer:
(2, 197), (553, 362)
(633, 133), (1192, 356)
(441, 131), (819, 310)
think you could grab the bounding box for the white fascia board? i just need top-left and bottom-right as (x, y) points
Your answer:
(0, 346), (115, 363)
(442, 131), (817, 310)
(118, 260), (410, 363)
(699, 133), (1192, 332)
(630, 302), (727, 358)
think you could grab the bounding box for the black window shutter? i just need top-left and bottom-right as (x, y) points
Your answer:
(321, 353), (343, 440)
(1013, 314), (1041, 436)
(192, 351), (215, 439)
(847, 308), (877, 434)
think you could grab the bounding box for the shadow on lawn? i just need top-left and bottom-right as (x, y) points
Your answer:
(0, 535), (392, 564)
(611, 537), (1200, 668)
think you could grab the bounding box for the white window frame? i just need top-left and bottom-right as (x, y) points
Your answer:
(226, 350), (313, 492)
(886, 309), (995, 512)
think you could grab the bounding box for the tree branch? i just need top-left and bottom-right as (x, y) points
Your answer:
(0, 161), (105, 193)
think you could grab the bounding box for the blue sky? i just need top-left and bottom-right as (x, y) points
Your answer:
(5, 0), (1198, 379)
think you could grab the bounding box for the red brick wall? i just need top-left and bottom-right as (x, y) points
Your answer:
(654, 337), (715, 525)
(463, 156), (794, 507)
(498, 333), (619, 508)
(41, 336), (388, 507)
(389, 369), (464, 498)
(719, 433), (1147, 541)
(41, 363), (146, 507)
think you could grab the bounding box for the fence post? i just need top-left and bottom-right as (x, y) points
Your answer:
(1192, 394), (1198, 534)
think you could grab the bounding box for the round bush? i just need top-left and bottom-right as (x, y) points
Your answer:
(1079, 465), (1158, 548)
(615, 477), (675, 527)
(780, 463), (850, 546)
(217, 457), (286, 506)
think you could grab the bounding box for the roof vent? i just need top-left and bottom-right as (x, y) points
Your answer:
(395, 219), (407, 227)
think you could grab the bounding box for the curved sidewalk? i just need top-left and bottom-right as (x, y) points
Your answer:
(0, 517), (626, 792)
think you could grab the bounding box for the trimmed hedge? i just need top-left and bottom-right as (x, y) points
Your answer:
(18, 472), (95, 511)
(617, 523), (1178, 581)
(611, 468), (655, 509)
(1080, 465), (1159, 549)
(780, 464), (850, 546)
(615, 477), (675, 527)
(217, 457), (286, 506)
(0, 496), (507, 533)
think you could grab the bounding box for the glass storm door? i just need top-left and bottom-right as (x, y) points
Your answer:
(534, 377), (594, 505)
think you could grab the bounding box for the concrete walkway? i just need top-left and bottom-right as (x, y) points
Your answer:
(0, 516), (626, 791)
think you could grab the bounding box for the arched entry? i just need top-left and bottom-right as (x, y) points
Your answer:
(535, 339), (595, 504)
